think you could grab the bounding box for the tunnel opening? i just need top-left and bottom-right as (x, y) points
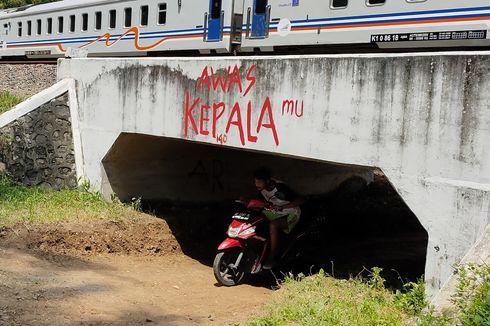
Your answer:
(103, 133), (428, 288)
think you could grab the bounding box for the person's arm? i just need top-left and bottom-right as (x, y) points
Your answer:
(272, 183), (305, 209)
(280, 196), (305, 209)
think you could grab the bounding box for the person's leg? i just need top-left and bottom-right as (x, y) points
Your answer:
(264, 217), (288, 269)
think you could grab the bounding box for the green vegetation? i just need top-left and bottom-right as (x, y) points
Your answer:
(0, 175), (142, 227)
(0, 91), (23, 115)
(248, 266), (490, 326)
(454, 264), (490, 325)
(0, 0), (57, 9)
(248, 268), (411, 326)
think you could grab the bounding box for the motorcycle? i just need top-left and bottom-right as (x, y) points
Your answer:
(213, 199), (322, 286)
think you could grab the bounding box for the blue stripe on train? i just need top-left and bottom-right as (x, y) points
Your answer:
(268, 5), (490, 27)
(6, 27), (232, 47)
(291, 13), (490, 29)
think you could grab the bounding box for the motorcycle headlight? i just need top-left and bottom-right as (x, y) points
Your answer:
(227, 226), (241, 238)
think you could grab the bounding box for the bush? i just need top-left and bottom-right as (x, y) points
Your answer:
(454, 264), (490, 325)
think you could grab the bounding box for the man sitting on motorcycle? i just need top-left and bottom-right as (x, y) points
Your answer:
(253, 168), (305, 269)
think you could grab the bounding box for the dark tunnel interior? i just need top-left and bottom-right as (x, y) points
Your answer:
(103, 133), (429, 288)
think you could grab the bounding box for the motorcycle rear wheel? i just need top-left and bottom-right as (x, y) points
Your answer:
(213, 249), (246, 286)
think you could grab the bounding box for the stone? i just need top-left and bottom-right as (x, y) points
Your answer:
(0, 93), (76, 190)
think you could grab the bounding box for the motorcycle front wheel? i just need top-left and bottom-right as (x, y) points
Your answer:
(213, 249), (246, 286)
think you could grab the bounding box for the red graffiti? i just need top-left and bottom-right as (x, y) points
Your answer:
(282, 99), (304, 117)
(184, 64), (302, 147)
(197, 64), (256, 96)
(184, 92), (279, 146)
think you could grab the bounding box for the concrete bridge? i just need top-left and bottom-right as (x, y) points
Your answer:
(2, 52), (489, 299)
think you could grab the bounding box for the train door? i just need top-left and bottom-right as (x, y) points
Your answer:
(251, 0), (270, 38)
(206, 0), (223, 42)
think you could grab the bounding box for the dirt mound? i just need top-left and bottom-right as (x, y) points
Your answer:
(0, 219), (181, 257)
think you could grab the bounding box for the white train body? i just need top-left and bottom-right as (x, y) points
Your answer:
(0, 0), (238, 58)
(0, 0), (489, 58)
(240, 0), (490, 51)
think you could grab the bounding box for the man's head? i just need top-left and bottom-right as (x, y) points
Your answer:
(254, 167), (272, 191)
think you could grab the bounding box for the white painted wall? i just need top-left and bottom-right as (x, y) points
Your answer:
(58, 52), (490, 297)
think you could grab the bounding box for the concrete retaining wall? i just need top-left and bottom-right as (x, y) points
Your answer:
(0, 80), (76, 189)
(58, 53), (490, 297)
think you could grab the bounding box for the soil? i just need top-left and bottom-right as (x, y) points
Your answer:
(0, 219), (271, 326)
(0, 172), (429, 325)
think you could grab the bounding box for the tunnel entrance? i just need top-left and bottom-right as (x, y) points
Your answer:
(103, 133), (428, 287)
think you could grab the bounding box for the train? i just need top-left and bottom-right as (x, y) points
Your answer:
(0, 0), (489, 58)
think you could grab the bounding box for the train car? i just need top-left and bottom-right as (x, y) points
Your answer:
(239, 0), (490, 51)
(0, 0), (241, 58)
(0, 0), (490, 59)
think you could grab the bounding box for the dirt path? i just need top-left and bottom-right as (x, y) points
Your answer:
(0, 222), (272, 326)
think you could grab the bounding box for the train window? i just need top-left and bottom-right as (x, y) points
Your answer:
(124, 8), (132, 27)
(17, 22), (22, 37)
(140, 5), (149, 26)
(36, 19), (41, 35)
(109, 10), (117, 29)
(330, 0), (348, 9)
(82, 13), (88, 31)
(69, 15), (75, 33)
(58, 16), (64, 34)
(158, 3), (167, 25)
(95, 12), (102, 30)
(27, 20), (32, 36)
(255, 0), (267, 14)
(47, 18), (52, 34)
(367, 0), (385, 5)
(211, 0), (222, 18)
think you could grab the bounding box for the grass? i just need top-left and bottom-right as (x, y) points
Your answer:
(0, 91), (23, 115)
(0, 175), (144, 227)
(248, 265), (490, 326)
(248, 269), (413, 326)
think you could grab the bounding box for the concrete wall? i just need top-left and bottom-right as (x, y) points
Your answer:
(103, 133), (372, 202)
(0, 92), (76, 189)
(58, 53), (490, 297)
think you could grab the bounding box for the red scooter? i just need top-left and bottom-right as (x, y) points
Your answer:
(213, 199), (316, 286)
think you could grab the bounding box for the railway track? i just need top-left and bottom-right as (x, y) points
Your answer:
(0, 60), (57, 65)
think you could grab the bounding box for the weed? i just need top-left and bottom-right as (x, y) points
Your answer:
(0, 91), (23, 114)
(368, 266), (386, 291)
(130, 197), (143, 211)
(394, 279), (428, 315)
(453, 264), (490, 325)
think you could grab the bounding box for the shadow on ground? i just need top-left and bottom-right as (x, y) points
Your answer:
(144, 173), (428, 290)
